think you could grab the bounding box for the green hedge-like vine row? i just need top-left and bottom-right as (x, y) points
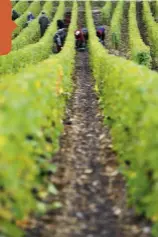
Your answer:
(110, 0), (124, 48)
(101, 1), (113, 25)
(11, 1), (17, 7)
(143, 1), (158, 66)
(128, 1), (151, 67)
(155, 0), (158, 19)
(86, 1), (158, 236)
(0, 1), (65, 75)
(12, 1), (42, 39)
(0, 2), (77, 236)
(12, 1), (53, 50)
(13, 1), (29, 15)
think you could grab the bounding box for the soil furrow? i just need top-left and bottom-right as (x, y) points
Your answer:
(49, 51), (125, 237)
(136, 1), (149, 47)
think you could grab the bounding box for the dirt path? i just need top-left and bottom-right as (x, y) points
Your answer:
(92, 8), (103, 26)
(49, 51), (125, 237)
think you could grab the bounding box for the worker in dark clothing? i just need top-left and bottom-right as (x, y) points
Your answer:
(27, 12), (35, 22)
(96, 26), (105, 44)
(74, 28), (88, 50)
(75, 29), (85, 49)
(38, 11), (50, 37)
(24, 12), (35, 27)
(82, 28), (88, 41)
(57, 19), (65, 29)
(53, 28), (67, 53)
(12, 9), (20, 21)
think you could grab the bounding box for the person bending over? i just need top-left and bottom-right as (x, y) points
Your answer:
(74, 28), (86, 49)
(53, 28), (67, 53)
(96, 26), (105, 44)
(25, 12), (35, 27)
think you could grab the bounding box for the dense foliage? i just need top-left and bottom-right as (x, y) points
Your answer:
(0, 1), (77, 236)
(143, 1), (158, 66)
(86, 1), (158, 236)
(0, 2), (65, 74)
(128, 1), (151, 67)
(2, 1), (158, 236)
(101, 1), (112, 25)
(12, 1), (42, 39)
(110, 0), (124, 48)
(12, 1), (53, 50)
(13, 1), (29, 15)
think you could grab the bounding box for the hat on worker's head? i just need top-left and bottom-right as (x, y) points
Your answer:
(75, 31), (80, 36)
